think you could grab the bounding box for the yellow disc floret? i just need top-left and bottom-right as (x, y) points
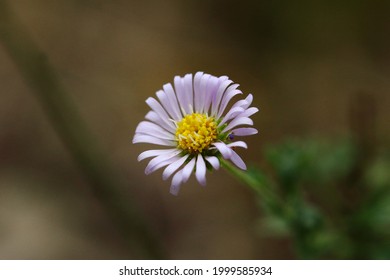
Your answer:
(175, 113), (218, 154)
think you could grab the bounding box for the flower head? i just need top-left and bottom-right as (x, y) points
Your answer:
(133, 72), (258, 195)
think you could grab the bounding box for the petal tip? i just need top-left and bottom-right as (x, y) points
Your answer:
(198, 179), (207, 187)
(170, 186), (180, 196)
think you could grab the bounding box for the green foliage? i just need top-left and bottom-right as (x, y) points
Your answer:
(265, 138), (357, 188)
(252, 137), (389, 259)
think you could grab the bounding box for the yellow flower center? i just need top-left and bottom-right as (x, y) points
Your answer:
(175, 113), (218, 154)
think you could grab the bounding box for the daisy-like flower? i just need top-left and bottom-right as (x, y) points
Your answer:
(133, 72), (258, 195)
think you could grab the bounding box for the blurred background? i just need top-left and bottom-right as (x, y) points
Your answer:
(0, 0), (389, 259)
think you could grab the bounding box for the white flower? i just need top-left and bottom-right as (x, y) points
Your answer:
(133, 72), (258, 195)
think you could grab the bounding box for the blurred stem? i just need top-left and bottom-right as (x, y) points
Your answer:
(0, 1), (163, 259)
(220, 159), (284, 215)
(222, 159), (326, 259)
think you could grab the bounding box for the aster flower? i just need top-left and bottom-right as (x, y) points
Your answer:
(133, 72), (258, 195)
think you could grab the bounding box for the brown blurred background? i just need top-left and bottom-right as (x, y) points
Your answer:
(0, 0), (389, 259)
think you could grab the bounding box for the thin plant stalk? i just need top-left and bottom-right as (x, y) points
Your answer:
(0, 0), (163, 259)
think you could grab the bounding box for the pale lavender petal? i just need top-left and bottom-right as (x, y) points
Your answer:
(211, 79), (232, 116)
(205, 156), (220, 170)
(170, 170), (184, 196)
(229, 108), (245, 120)
(222, 117), (253, 133)
(137, 148), (177, 161)
(193, 72), (204, 112)
(163, 83), (183, 120)
(227, 141), (248, 149)
(174, 76), (190, 115)
(203, 76), (219, 114)
(182, 157), (196, 182)
(195, 154), (207, 186)
(183, 73), (194, 114)
(133, 135), (176, 146)
(237, 107), (259, 118)
(156, 90), (180, 121)
(212, 142), (232, 159)
(147, 158), (177, 176)
(145, 97), (176, 130)
(135, 121), (174, 140)
(200, 73), (212, 113)
(231, 127), (258, 136)
(230, 99), (249, 111)
(218, 106), (245, 127)
(162, 154), (189, 180)
(145, 152), (180, 175)
(145, 97), (169, 119)
(230, 149), (247, 170)
(217, 84), (242, 119)
(145, 111), (176, 134)
(242, 94), (253, 110)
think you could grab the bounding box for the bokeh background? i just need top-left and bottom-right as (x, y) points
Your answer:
(0, 0), (389, 259)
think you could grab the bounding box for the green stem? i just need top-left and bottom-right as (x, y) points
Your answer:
(222, 159), (324, 258)
(0, 1), (163, 259)
(220, 159), (283, 214)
